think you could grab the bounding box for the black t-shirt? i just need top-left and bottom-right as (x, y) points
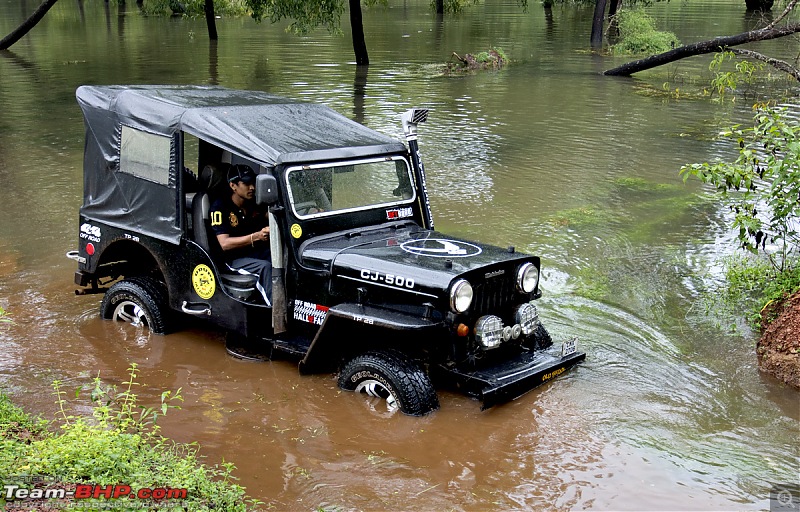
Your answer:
(209, 195), (269, 262)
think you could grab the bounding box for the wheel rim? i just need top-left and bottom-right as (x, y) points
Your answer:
(111, 300), (148, 327)
(354, 379), (399, 413)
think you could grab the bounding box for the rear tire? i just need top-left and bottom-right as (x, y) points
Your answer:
(338, 350), (439, 416)
(101, 277), (171, 334)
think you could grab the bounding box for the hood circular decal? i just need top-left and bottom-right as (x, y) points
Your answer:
(400, 238), (482, 258)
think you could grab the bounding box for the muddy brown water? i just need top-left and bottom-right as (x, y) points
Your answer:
(1, 0), (798, 509)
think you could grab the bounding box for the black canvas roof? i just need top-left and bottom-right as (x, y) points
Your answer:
(76, 85), (406, 165)
(76, 85), (408, 245)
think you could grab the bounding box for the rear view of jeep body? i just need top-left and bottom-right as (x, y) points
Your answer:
(70, 85), (584, 416)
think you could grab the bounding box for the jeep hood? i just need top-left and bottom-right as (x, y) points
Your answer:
(299, 224), (535, 296)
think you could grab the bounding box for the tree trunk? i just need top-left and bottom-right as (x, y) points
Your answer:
(349, 0), (369, 65)
(435, 0), (443, 14)
(607, 0), (621, 41)
(604, 22), (800, 77)
(590, 0), (607, 49)
(353, 65), (368, 124)
(745, 0), (774, 11)
(204, 0), (217, 40)
(208, 40), (219, 84)
(0, 0), (60, 50)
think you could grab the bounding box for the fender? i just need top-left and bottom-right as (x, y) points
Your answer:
(299, 303), (445, 374)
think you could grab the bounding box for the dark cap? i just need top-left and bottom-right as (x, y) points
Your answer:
(227, 164), (257, 184)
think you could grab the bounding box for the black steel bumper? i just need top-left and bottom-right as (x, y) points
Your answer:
(439, 348), (586, 410)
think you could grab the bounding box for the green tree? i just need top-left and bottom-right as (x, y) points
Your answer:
(681, 107), (800, 272)
(245, 0), (384, 65)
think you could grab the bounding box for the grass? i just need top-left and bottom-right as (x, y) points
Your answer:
(719, 255), (800, 328)
(0, 365), (260, 511)
(0, 305), (11, 324)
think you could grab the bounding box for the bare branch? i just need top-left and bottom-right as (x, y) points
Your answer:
(728, 48), (800, 81)
(766, 0), (799, 30)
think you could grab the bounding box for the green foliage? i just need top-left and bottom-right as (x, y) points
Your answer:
(82, 363), (183, 434)
(141, 0), (249, 17)
(0, 366), (257, 511)
(246, 0), (385, 33)
(0, 393), (47, 439)
(681, 107), (800, 273)
(0, 306), (11, 324)
(705, 254), (800, 329)
(707, 51), (765, 102)
(247, 0), (343, 32)
(446, 47), (508, 73)
(429, 0), (479, 13)
(610, 9), (680, 56)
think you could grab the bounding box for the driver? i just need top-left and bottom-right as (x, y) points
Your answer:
(209, 164), (272, 306)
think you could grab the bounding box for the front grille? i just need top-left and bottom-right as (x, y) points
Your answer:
(471, 275), (515, 318)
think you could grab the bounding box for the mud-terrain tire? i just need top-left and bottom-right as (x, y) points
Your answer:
(533, 324), (552, 349)
(101, 277), (171, 334)
(338, 350), (439, 416)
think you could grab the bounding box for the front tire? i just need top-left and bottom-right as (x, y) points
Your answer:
(533, 324), (552, 349)
(338, 350), (439, 416)
(101, 277), (171, 334)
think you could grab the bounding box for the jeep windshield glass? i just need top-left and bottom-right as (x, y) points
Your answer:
(286, 157), (415, 218)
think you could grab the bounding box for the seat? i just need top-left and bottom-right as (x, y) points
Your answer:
(191, 165), (259, 301)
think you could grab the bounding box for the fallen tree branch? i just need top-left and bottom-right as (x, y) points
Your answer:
(604, 22), (800, 78)
(728, 48), (800, 81)
(0, 0), (60, 50)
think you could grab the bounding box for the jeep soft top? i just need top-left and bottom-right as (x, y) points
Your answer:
(69, 85), (585, 416)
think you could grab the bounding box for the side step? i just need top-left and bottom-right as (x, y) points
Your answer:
(225, 333), (311, 361)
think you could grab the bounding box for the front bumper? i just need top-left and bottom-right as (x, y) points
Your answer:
(438, 346), (586, 409)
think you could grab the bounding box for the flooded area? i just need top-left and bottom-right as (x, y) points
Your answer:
(1, 0), (798, 509)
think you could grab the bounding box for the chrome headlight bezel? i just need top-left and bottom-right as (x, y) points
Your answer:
(515, 302), (540, 336)
(516, 262), (539, 294)
(449, 279), (473, 313)
(475, 315), (503, 349)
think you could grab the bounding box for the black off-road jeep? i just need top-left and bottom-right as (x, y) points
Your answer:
(69, 85), (584, 415)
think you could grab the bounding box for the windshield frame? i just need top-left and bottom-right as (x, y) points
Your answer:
(284, 156), (416, 220)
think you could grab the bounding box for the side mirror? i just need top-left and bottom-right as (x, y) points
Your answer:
(255, 174), (279, 205)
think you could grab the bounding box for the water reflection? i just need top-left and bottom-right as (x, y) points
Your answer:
(0, 0), (797, 509)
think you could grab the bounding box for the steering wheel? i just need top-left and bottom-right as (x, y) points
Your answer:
(294, 201), (320, 216)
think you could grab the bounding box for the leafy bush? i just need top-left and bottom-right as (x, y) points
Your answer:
(683, 106), (800, 326)
(141, 0), (249, 17)
(707, 51), (765, 101)
(720, 254), (800, 327)
(611, 9), (680, 55)
(0, 393), (47, 439)
(681, 107), (800, 271)
(0, 365), (258, 511)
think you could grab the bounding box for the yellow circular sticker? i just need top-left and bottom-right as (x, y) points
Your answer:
(192, 264), (216, 299)
(291, 223), (303, 239)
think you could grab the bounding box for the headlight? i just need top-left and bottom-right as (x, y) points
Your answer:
(516, 262), (539, 293)
(515, 302), (540, 335)
(475, 315), (503, 349)
(449, 279), (473, 313)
